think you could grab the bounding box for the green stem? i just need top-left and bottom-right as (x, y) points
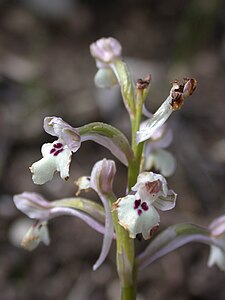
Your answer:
(113, 87), (146, 300)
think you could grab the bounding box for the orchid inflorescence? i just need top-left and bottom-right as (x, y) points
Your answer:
(13, 37), (225, 299)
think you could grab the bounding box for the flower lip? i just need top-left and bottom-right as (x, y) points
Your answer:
(115, 172), (177, 239)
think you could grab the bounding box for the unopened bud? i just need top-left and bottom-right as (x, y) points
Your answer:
(90, 37), (122, 65)
(94, 68), (118, 88)
(90, 159), (116, 194)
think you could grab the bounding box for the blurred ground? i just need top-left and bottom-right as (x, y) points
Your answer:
(0, 0), (225, 299)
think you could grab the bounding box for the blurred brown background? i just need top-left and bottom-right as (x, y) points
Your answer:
(0, 0), (225, 299)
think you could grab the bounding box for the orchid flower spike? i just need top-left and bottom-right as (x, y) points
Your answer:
(208, 215), (225, 272)
(113, 172), (177, 240)
(30, 117), (81, 185)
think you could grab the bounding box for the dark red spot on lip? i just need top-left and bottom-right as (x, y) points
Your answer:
(141, 202), (149, 211)
(53, 149), (63, 156)
(134, 199), (141, 209)
(138, 209), (142, 216)
(53, 143), (63, 148)
(50, 148), (56, 154)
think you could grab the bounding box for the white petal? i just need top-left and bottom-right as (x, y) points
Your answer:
(75, 176), (91, 195)
(208, 246), (225, 272)
(136, 95), (173, 143)
(30, 143), (72, 185)
(21, 221), (50, 251)
(145, 149), (176, 177)
(94, 68), (118, 88)
(44, 117), (81, 152)
(154, 190), (177, 211)
(89, 159), (115, 270)
(132, 172), (168, 202)
(13, 192), (51, 219)
(55, 148), (72, 180)
(116, 195), (160, 240)
(30, 156), (57, 185)
(209, 215), (225, 237)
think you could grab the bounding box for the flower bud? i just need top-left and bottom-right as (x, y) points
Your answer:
(90, 37), (122, 65)
(94, 68), (118, 89)
(90, 159), (116, 194)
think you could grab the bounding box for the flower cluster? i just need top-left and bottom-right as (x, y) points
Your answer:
(12, 37), (224, 299)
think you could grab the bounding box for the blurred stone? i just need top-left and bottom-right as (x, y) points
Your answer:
(20, 0), (76, 20)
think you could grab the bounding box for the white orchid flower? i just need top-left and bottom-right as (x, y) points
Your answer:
(114, 172), (177, 239)
(30, 117), (133, 185)
(30, 117), (81, 185)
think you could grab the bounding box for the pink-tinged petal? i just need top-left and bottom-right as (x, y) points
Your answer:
(154, 190), (177, 211)
(44, 117), (81, 152)
(209, 215), (225, 237)
(142, 105), (152, 118)
(90, 159), (116, 194)
(149, 126), (173, 150)
(13, 191), (112, 237)
(13, 192), (52, 220)
(90, 37), (122, 64)
(48, 207), (110, 237)
(89, 159), (115, 270)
